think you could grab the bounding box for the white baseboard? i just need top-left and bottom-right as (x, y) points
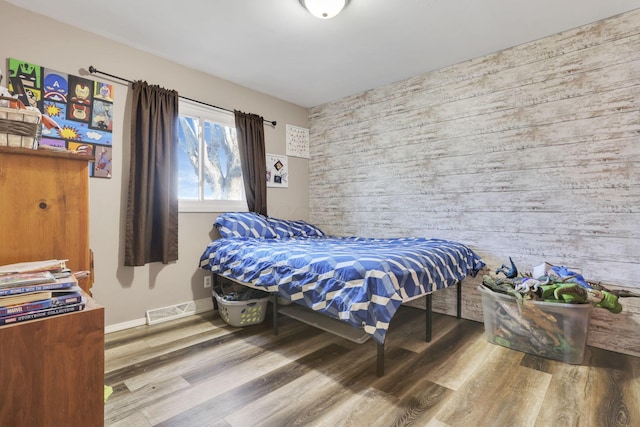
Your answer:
(105, 317), (146, 334)
(105, 297), (214, 334)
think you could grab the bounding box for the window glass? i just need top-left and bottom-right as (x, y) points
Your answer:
(178, 101), (247, 212)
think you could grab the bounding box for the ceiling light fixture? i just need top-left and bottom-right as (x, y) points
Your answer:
(299, 0), (349, 19)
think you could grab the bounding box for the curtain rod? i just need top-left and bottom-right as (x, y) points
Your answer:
(87, 66), (277, 127)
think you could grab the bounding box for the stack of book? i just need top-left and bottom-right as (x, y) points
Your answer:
(0, 259), (85, 326)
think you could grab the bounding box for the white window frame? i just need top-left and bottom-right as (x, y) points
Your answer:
(178, 100), (248, 213)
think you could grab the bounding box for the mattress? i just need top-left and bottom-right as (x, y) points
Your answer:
(200, 236), (485, 343)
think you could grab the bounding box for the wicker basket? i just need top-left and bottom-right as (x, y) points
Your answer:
(0, 97), (42, 149)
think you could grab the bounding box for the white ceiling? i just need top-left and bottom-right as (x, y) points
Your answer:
(8, 0), (640, 108)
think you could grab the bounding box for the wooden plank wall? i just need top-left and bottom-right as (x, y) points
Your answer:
(308, 10), (640, 357)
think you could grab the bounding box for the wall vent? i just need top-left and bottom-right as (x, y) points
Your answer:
(145, 301), (197, 325)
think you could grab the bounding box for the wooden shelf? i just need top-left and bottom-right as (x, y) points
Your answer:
(0, 148), (104, 425)
(0, 296), (105, 426)
(0, 148), (94, 294)
(0, 145), (95, 161)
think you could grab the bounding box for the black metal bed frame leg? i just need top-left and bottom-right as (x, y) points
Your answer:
(425, 282), (462, 343)
(272, 293), (279, 336)
(376, 342), (384, 377)
(425, 293), (433, 342)
(211, 274), (218, 311)
(457, 281), (462, 319)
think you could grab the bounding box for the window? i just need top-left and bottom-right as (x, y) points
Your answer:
(177, 100), (247, 212)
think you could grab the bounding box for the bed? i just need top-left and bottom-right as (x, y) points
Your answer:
(199, 212), (485, 376)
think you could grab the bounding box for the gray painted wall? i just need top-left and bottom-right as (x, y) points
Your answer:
(0, 1), (310, 329)
(309, 10), (640, 356)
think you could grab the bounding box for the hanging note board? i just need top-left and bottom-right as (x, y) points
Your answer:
(266, 153), (288, 188)
(286, 124), (309, 159)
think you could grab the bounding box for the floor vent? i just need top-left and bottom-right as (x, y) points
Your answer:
(146, 301), (196, 325)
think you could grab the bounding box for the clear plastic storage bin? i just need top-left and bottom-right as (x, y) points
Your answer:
(478, 285), (592, 364)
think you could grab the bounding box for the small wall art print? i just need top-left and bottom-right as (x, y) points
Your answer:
(7, 58), (114, 178)
(285, 124), (309, 159)
(266, 153), (288, 188)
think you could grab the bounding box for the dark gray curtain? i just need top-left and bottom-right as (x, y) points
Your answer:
(125, 81), (179, 266)
(234, 111), (267, 215)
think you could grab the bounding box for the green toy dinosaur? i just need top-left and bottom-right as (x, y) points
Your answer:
(551, 283), (622, 313)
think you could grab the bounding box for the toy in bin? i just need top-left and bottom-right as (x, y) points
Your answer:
(480, 258), (639, 364)
(213, 280), (271, 327)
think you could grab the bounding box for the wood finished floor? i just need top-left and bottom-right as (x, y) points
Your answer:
(104, 306), (640, 427)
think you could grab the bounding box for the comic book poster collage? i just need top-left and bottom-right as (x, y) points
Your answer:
(7, 58), (113, 178)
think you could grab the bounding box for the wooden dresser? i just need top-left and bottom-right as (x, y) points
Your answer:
(0, 146), (105, 426)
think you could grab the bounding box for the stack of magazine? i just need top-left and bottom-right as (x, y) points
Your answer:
(0, 259), (85, 326)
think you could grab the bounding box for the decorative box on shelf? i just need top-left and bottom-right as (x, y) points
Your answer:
(0, 97), (42, 149)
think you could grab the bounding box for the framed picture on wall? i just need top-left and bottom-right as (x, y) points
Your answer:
(286, 124), (309, 158)
(6, 58), (114, 179)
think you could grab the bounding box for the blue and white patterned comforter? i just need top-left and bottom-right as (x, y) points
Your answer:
(199, 236), (485, 344)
